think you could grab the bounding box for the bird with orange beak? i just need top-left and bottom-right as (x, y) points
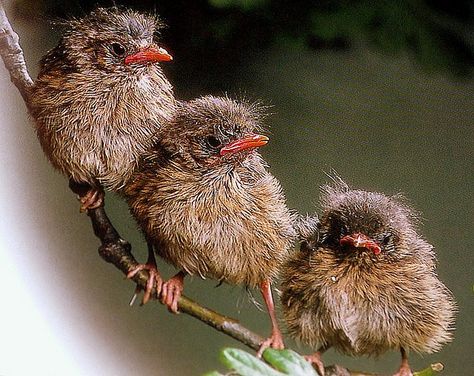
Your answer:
(123, 95), (296, 355)
(29, 7), (175, 211)
(280, 178), (456, 376)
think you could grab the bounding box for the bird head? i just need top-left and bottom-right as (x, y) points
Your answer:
(54, 7), (172, 75)
(162, 96), (269, 168)
(316, 178), (422, 260)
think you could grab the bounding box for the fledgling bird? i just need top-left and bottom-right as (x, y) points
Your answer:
(280, 179), (456, 376)
(123, 95), (296, 354)
(28, 7), (175, 211)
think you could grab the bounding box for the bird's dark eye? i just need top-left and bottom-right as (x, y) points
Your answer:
(340, 224), (349, 236)
(382, 232), (392, 245)
(110, 43), (126, 57)
(379, 232), (395, 252)
(206, 135), (221, 148)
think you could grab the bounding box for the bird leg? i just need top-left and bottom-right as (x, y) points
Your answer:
(127, 242), (162, 305)
(161, 271), (187, 313)
(68, 179), (104, 212)
(256, 279), (285, 357)
(393, 348), (413, 376)
(305, 346), (328, 376)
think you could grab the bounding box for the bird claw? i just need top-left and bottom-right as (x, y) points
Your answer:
(160, 273), (185, 313)
(305, 353), (325, 376)
(68, 180), (104, 212)
(79, 187), (104, 212)
(127, 263), (162, 305)
(256, 331), (285, 358)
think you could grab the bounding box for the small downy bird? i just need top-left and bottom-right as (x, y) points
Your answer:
(123, 95), (296, 354)
(280, 179), (456, 376)
(28, 7), (175, 211)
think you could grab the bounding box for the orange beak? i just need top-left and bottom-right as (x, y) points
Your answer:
(340, 233), (381, 255)
(124, 46), (173, 65)
(219, 134), (269, 156)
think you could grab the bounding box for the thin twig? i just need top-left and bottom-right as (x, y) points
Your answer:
(88, 206), (264, 351)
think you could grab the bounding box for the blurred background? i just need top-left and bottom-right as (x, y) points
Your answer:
(0, 0), (473, 374)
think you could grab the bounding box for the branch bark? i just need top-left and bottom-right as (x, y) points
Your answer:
(88, 206), (265, 352)
(0, 3), (442, 376)
(0, 0), (33, 101)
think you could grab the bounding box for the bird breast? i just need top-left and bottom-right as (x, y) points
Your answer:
(281, 249), (455, 356)
(31, 67), (175, 190)
(129, 162), (296, 287)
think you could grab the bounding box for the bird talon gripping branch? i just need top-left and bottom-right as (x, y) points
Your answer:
(127, 244), (162, 305)
(160, 271), (186, 313)
(304, 352), (326, 376)
(79, 187), (105, 213)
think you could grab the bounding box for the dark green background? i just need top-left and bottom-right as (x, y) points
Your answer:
(1, 0), (473, 374)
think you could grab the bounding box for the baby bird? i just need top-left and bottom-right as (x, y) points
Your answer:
(123, 95), (296, 354)
(280, 179), (456, 376)
(29, 7), (175, 211)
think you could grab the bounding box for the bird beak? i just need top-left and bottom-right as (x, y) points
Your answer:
(124, 46), (173, 65)
(340, 233), (381, 255)
(219, 134), (269, 156)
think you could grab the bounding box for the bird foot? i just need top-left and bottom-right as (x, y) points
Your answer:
(160, 272), (185, 313)
(393, 364), (413, 376)
(305, 352), (325, 376)
(79, 187), (104, 212)
(68, 180), (104, 212)
(127, 263), (162, 305)
(256, 331), (285, 358)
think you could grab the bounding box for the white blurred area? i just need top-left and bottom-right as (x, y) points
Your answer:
(0, 3), (172, 375)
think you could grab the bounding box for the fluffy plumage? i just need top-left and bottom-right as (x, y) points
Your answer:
(29, 7), (175, 198)
(123, 95), (296, 352)
(280, 178), (456, 375)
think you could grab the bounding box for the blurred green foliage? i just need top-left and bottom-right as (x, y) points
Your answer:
(12, 0), (474, 89)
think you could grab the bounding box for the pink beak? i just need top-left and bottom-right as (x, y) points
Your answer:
(340, 233), (381, 255)
(219, 134), (269, 156)
(124, 46), (173, 65)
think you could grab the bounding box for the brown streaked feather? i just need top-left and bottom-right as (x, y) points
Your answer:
(280, 180), (456, 357)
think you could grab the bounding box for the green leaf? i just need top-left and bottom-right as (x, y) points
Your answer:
(413, 363), (444, 376)
(263, 349), (318, 376)
(220, 348), (285, 376)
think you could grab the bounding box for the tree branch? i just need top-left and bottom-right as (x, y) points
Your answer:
(0, 0), (33, 102)
(0, 3), (443, 376)
(88, 206), (265, 352)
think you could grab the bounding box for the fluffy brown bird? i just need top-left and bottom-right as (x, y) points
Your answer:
(29, 7), (175, 211)
(280, 179), (456, 376)
(123, 95), (296, 354)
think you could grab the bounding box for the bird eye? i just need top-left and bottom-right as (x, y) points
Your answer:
(382, 232), (392, 245)
(110, 42), (126, 57)
(206, 135), (221, 148)
(340, 224), (349, 236)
